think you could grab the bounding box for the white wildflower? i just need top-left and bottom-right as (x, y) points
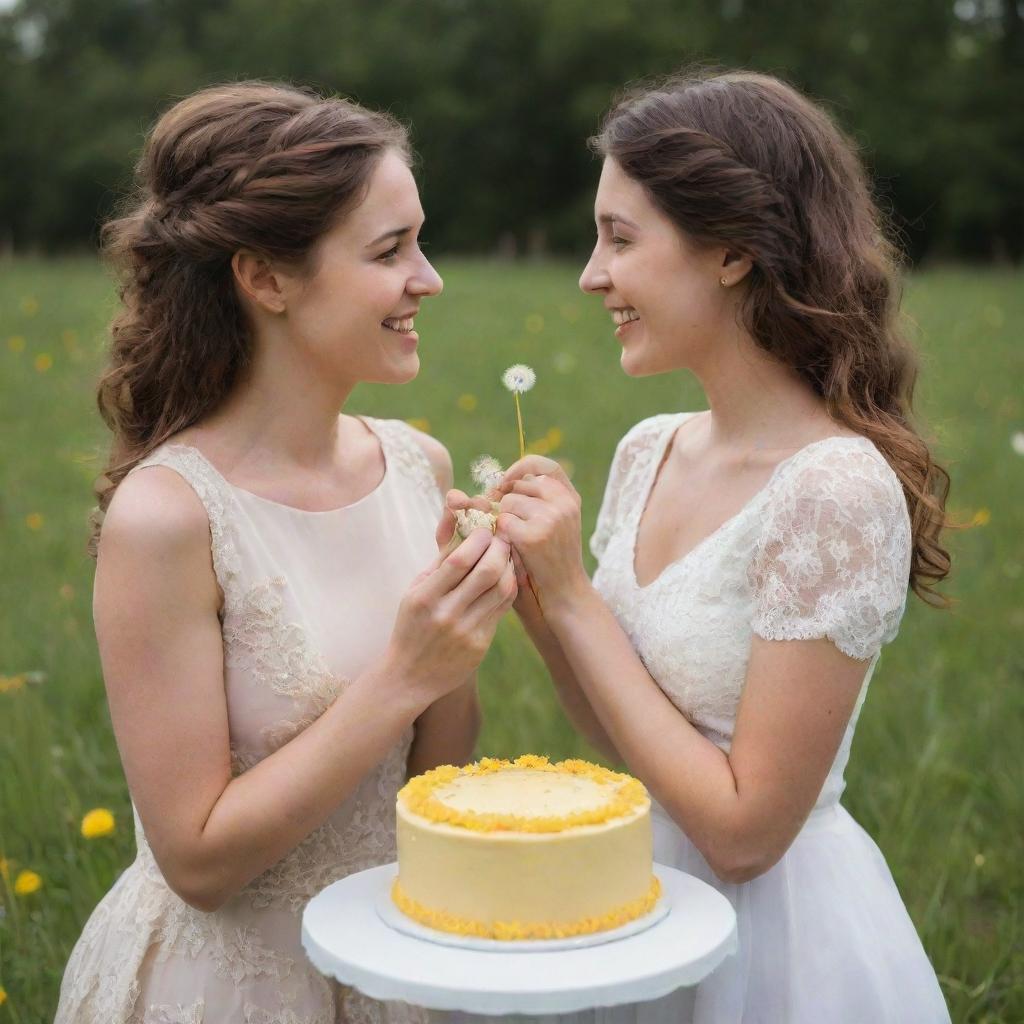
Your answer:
(471, 455), (505, 492)
(502, 364), (536, 394)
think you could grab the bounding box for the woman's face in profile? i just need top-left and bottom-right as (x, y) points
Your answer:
(579, 157), (734, 378)
(280, 149), (443, 388)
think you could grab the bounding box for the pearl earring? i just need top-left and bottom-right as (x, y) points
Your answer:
(720, 277), (728, 286)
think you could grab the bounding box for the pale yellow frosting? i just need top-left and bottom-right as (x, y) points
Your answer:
(393, 756), (660, 940)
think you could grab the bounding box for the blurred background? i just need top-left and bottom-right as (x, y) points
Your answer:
(1, 2), (1022, 1023)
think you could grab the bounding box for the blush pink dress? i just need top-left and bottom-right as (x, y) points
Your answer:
(56, 416), (440, 1024)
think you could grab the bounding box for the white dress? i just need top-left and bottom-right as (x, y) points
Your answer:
(528, 413), (951, 1024)
(55, 416), (437, 1024)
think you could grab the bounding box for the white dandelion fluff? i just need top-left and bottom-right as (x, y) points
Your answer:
(454, 506), (499, 540)
(471, 455), (505, 492)
(502, 364), (536, 394)
(1012, 432), (1024, 456)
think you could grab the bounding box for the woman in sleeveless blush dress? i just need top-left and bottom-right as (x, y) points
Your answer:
(55, 83), (516, 1024)
(454, 71), (952, 1022)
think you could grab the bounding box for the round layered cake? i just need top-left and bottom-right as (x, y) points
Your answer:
(393, 755), (661, 940)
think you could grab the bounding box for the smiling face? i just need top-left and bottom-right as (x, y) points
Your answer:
(276, 149), (443, 387)
(579, 157), (746, 378)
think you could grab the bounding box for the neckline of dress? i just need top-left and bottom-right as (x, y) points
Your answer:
(163, 414), (391, 517)
(629, 412), (874, 592)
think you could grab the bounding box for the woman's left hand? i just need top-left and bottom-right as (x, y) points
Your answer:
(494, 456), (591, 614)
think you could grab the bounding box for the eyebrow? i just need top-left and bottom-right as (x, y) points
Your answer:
(366, 226), (413, 248)
(597, 212), (639, 229)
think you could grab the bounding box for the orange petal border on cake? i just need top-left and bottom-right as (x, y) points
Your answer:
(396, 754), (650, 833)
(391, 874), (662, 940)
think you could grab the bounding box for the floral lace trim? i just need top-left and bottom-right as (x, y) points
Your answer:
(365, 417), (444, 512)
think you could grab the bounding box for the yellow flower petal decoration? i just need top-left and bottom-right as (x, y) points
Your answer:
(81, 808), (116, 839)
(14, 869), (42, 895)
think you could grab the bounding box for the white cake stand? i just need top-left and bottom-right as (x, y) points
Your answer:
(301, 863), (738, 1016)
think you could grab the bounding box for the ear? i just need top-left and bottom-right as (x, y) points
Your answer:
(231, 250), (287, 315)
(718, 247), (753, 288)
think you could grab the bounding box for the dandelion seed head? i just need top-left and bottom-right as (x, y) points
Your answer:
(1012, 432), (1024, 456)
(502, 364), (536, 394)
(471, 455), (504, 491)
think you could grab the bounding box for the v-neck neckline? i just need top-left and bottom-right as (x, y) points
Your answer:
(628, 413), (871, 592)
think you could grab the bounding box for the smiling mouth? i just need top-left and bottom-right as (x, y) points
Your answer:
(382, 317), (416, 333)
(611, 308), (639, 333)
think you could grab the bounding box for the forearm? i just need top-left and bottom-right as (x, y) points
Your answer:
(545, 584), (751, 877)
(405, 675), (482, 779)
(517, 607), (622, 764)
(187, 658), (423, 910)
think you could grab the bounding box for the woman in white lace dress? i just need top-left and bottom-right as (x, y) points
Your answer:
(466, 71), (953, 1022)
(55, 83), (516, 1024)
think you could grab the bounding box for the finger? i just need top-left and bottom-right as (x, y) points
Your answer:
(508, 476), (578, 503)
(511, 547), (530, 588)
(498, 492), (545, 521)
(465, 558), (518, 622)
(436, 506), (457, 550)
(447, 535), (513, 610)
(447, 489), (496, 513)
(498, 455), (568, 493)
(420, 528), (493, 596)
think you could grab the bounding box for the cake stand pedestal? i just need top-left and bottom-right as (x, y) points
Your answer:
(301, 863), (738, 1017)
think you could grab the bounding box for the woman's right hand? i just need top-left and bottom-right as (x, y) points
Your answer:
(385, 528), (517, 708)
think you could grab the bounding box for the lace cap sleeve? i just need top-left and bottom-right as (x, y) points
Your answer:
(749, 442), (912, 661)
(590, 414), (687, 562)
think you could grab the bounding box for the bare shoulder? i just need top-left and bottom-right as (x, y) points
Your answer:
(99, 464), (211, 557)
(96, 465), (220, 613)
(403, 423), (454, 493)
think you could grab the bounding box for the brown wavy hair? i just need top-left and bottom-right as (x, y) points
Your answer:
(593, 69), (950, 606)
(88, 81), (409, 557)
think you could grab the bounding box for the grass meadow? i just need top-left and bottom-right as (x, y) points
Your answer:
(1, 258), (1022, 1022)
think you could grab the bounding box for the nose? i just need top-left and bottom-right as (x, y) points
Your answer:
(579, 246), (609, 294)
(410, 251), (443, 297)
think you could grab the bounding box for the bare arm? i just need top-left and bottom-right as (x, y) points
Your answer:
(545, 586), (866, 882)
(96, 466), (515, 912)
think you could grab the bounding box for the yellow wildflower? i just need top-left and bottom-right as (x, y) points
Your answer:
(25, 513), (43, 531)
(525, 313), (544, 333)
(61, 328), (79, 350)
(457, 393), (478, 412)
(974, 852), (985, 867)
(0, 983), (6, 1004)
(0, 857), (14, 881)
(14, 869), (42, 895)
(20, 296), (39, 316)
(405, 418), (431, 433)
(971, 508), (991, 527)
(0, 675), (26, 694)
(81, 808), (116, 839)
(34, 353), (53, 373)
(7, 335), (25, 353)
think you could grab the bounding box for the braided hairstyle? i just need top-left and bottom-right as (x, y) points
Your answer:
(89, 82), (408, 557)
(593, 70), (950, 606)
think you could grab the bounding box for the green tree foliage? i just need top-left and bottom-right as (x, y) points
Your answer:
(1, 0), (1021, 260)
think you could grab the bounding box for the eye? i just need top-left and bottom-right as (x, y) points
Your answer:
(611, 235), (629, 249)
(377, 244), (400, 261)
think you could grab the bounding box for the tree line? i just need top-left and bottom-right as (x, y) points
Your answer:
(2, 0), (1022, 262)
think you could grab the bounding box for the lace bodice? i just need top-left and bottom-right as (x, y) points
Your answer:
(591, 413), (912, 807)
(57, 416), (440, 1024)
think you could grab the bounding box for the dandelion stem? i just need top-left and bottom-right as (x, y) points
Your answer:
(514, 393), (525, 459)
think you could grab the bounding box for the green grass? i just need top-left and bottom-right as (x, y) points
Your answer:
(1, 258), (1022, 1022)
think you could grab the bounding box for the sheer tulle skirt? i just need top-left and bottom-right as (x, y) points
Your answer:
(481, 802), (951, 1024)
